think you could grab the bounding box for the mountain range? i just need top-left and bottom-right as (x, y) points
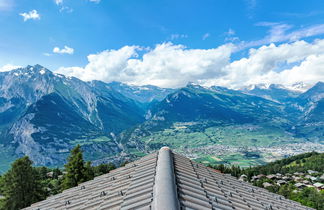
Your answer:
(0, 65), (323, 172)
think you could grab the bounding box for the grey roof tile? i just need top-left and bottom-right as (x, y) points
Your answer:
(24, 147), (313, 210)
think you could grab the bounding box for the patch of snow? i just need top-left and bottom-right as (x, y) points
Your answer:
(39, 69), (46, 75)
(285, 82), (310, 92)
(137, 87), (150, 90)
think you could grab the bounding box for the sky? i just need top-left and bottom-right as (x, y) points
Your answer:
(1, 0), (324, 89)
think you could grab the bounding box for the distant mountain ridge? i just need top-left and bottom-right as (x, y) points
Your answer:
(119, 82), (324, 160)
(0, 65), (157, 167)
(149, 83), (286, 123)
(0, 64), (323, 171)
(103, 81), (175, 103)
(242, 84), (300, 103)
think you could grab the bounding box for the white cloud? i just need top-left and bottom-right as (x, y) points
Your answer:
(224, 29), (239, 42)
(56, 39), (324, 89)
(170, 34), (188, 40)
(0, 64), (21, 72)
(272, 54), (324, 87)
(225, 37), (239, 42)
(54, 0), (73, 13)
(203, 39), (324, 89)
(240, 23), (324, 49)
(89, 0), (101, 3)
(56, 43), (233, 88)
(20, 10), (40, 21)
(59, 6), (73, 13)
(225, 29), (235, 36)
(55, 0), (63, 5)
(287, 24), (324, 41)
(53, 46), (74, 55)
(202, 33), (210, 40)
(43, 53), (52, 57)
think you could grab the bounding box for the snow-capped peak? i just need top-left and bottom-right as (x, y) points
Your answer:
(243, 83), (271, 91)
(39, 69), (46, 75)
(243, 83), (306, 92)
(284, 82), (311, 92)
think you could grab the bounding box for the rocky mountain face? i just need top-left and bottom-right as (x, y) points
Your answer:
(242, 84), (300, 103)
(245, 82), (324, 134)
(103, 81), (175, 103)
(148, 84), (286, 124)
(0, 65), (147, 167)
(0, 65), (323, 171)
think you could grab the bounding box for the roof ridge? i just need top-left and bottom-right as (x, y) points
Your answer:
(152, 147), (180, 210)
(23, 147), (313, 210)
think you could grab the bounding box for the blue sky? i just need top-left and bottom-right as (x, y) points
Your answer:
(1, 0), (324, 89)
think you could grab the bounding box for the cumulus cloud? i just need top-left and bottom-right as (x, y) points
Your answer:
(56, 40), (324, 89)
(272, 54), (324, 86)
(20, 10), (40, 21)
(53, 46), (74, 55)
(0, 64), (21, 72)
(56, 43), (233, 87)
(202, 39), (324, 89)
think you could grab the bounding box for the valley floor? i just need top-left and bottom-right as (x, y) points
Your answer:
(185, 142), (324, 167)
(129, 122), (324, 167)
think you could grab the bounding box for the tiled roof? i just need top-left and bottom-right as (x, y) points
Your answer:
(25, 147), (313, 210)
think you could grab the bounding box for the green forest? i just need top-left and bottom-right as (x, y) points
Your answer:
(0, 145), (116, 210)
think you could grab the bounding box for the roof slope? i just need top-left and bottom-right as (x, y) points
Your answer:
(25, 147), (313, 210)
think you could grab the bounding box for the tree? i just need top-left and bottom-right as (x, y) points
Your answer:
(62, 145), (87, 189)
(84, 161), (94, 180)
(93, 163), (116, 176)
(52, 167), (62, 179)
(278, 183), (293, 198)
(120, 161), (129, 167)
(1, 156), (45, 210)
(36, 166), (49, 180)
